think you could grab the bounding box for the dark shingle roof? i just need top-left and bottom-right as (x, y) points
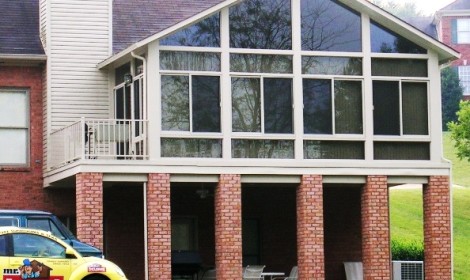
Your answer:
(404, 17), (437, 39)
(441, 0), (470, 10)
(113, 0), (226, 53)
(0, 0), (44, 55)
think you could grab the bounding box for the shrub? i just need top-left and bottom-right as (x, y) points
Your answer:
(391, 238), (424, 261)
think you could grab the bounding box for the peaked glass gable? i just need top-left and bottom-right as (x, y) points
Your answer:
(370, 21), (426, 54)
(160, 13), (220, 47)
(301, 0), (361, 52)
(229, 0), (292, 50)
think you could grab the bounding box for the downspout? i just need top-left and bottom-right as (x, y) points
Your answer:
(132, 51), (149, 280)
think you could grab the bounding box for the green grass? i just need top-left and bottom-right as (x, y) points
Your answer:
(443, 132), (470, 187)
(390, 133), (470, 280)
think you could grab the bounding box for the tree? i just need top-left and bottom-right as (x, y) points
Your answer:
(372, 0), (426, 18)
(449, 101), (470, 162)
(441, 67), (464, 130)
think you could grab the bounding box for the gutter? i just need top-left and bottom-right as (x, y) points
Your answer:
(0, 54), (47, 61)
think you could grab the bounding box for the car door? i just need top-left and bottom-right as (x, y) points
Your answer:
(9, 233), (72, 280)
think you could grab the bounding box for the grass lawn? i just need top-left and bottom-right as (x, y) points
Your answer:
(390, 133), (470, 280)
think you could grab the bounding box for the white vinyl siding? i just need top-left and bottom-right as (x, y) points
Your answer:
(47, 0), (111, 131)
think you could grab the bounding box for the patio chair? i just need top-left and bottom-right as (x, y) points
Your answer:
(243, 265), (266, 280)
(273, 266), (298, 280)
(201, 269), (216, 280)
(344, 262), (363, 280)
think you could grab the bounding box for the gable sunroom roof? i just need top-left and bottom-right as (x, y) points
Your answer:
(101, 0), (459, 68)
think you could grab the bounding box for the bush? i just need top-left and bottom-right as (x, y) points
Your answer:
(391, 238), (424, 261)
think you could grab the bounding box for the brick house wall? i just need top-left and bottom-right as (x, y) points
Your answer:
(439, 16), (470, 66)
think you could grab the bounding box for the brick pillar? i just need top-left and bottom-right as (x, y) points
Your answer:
(424, 176), (452, 280)
(215, 174), (242, 279)
(361, 175), (391, 280)
(147, 173), (172, 280)
(76, 172), (103, 250)
(297, 175), (325, 279)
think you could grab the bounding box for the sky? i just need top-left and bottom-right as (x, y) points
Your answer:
(392, 0), (456, 15)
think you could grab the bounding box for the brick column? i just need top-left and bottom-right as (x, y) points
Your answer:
(215, 174), (242, 279)
(424, 176), (452, 280)
(297, 175), (325, 279)
(147, 173), (172, 280)
(361, 175), (391, 280)
(76, 172), (103, 250)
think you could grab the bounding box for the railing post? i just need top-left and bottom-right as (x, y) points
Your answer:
(81, 117), (86, 160)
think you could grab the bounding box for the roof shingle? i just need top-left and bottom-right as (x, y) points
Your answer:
(113, 0), (226, 53)
(0, 0), (44, 55)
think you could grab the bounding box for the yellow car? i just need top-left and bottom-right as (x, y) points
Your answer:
(0, 227), (127, 280)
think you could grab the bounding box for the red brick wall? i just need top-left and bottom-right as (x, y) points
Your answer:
(361, 175), (391, 280)
(147, 173), (171, 280)
(76, 172), (103, 250)
(0, 66), (45, 209)
(0, 64), (76, 219)
(424, 176), (452, 280)
(215, 174), (242, 279)
(297, 175), (325, 279)
(439, 16), (470, 67)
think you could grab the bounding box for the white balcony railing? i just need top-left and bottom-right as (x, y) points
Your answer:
(49, 119), (148, 169)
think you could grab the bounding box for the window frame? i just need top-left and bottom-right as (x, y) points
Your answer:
(456, 18), (470, 44)
(0, 89), (30, 167)
(372, 79), (430, 137)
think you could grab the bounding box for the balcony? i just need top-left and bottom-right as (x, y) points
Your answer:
(49, 118), (148, 170)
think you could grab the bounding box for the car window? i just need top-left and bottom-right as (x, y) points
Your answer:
(27, 219), (66, 239)
(0, 235), (7, 256)
(13, 233), (65, 258)
(0, 217), (19, 226)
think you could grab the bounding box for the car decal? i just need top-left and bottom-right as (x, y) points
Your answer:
(3, 259), (63, 280)
(87, 263), (106, 273)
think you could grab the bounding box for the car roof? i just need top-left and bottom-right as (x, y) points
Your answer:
(0, 209), (52, 215)
(0, 227), (65, 244)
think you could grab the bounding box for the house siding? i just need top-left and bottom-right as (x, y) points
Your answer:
(42, 0), (111, 170)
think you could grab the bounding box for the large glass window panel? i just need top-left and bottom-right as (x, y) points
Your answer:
(303, 79), (332, 134)
(0, 91), (28, 127)
(457, 19), (470, 44)
(160, 13), (220, 47)
(402, 82), (428, 135)
(373, 81), (400, 135)
(374, 142), (430, 160)
(160, 51), (220, 72)
(304, 140), (364, 159)
(232, 139), (294, 158)
(232, 78), (261, 132)
(161, 76), (190, 131)
(0, 90), (28, 166)
(161, 138), (222, 158)
(0, 129), (28, 165)
(229, 0), (292, 50)
(371, 21), (426, 54)
(230, 54), (292, 73)
(302, 56), (362, 75)
(372, 58), (427, 77)
(335, 80), (363, 134)
(301, 0), (361, 52)
(115, 63), (130, 85)
(264, 78), (293, 133)
(192, 76), (221, 132)
(161, 76), (221, 132)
